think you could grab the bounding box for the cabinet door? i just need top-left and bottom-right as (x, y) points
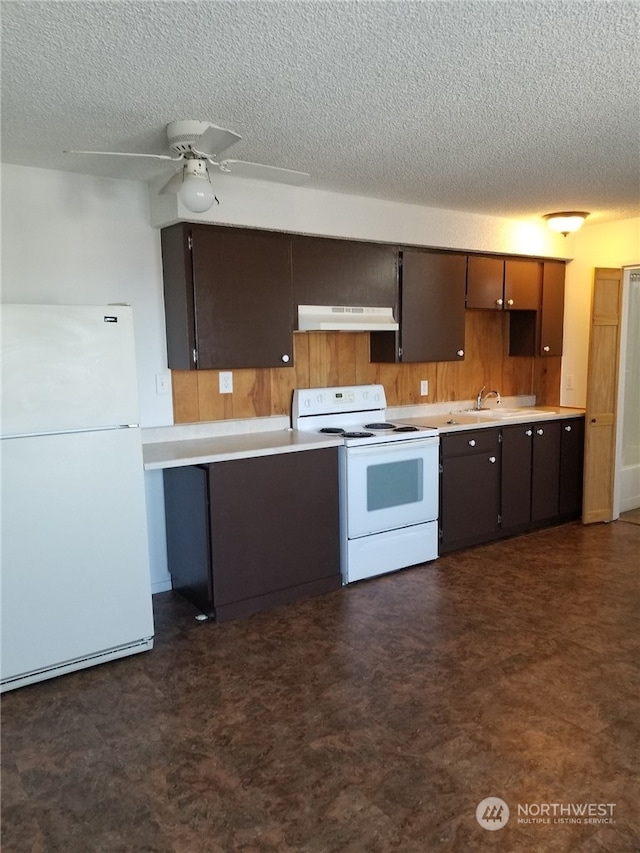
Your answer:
(163, 466), (214, 614)
(161, 223), (197, 370)
(399, 250), (466, 362)
(540, 261), (565, 356)
(466, 256), (504, 309)
(559, 418), (585, 517)
(531, 421), (561, 522)
(501, 425), (533, 529)
(208, 449), (341, 619)
(504, 259), (541, 310)
(440, 429), (501, 552)
(292, 236), (398, 309)
(191, 225), (293, 369)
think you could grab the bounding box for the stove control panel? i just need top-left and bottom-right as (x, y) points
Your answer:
(293, 384), (386, 419)
(332, 390), (355, 405)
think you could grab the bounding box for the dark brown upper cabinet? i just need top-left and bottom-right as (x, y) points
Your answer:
(539, 260), (566, 356)
(509, 260), (566, 357)
(466, 256), (541, 311)
(465, 256), (504, 309)
(161, 223), (294, 370)
(370, 250), (466, 363)
(291, 236), (398, 311)
(504, 259), (542, 310)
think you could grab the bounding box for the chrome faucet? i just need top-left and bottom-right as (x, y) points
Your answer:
(476, 386), (501, 410)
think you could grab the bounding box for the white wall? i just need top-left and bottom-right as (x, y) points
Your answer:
(151, 171), (573, 260)
(1, 164), (173, 591)
(561, 218), (640, 408)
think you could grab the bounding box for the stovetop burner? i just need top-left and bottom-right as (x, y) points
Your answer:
(393, 425), (419, 432)
(343, 431), (374, 438)
(319, 427), (346, 434)
(364, 422), (396, 430)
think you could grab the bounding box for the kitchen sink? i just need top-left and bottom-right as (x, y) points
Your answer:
(458, 407), (555, 419)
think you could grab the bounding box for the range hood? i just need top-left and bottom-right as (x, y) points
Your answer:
(297, 304), (399, 332)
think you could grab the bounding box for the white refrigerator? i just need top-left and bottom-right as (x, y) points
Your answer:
(1, 304), (154, 691)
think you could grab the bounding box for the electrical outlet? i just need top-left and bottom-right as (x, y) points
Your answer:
(565, 374), (574, 391)
(420, 380), (429, 396)
(219, 371), (233, 394)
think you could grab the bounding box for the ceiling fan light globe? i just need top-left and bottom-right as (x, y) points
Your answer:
(178, 172), (215, 213)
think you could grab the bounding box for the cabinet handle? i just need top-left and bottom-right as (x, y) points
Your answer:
(507, 298), (514, 306)
(543, 345), (550, 353)
(536, 428), (544, 436)
(525, 429), (533, 436)
(281, 354), (290, 363)
(565, 425), (572, 432)
(496, 298), (503, 306)
(488, 456), (496, 463)
(457, 349), (464, 357)
(468, 439), (476, 447)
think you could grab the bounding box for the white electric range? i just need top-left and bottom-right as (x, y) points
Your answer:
(293, 384), (440, 583)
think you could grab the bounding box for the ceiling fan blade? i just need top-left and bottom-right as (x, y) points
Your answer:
(191, 125), (242, 158)
(218, 160), (309, 186)
(64, 149), (178, 161)
(158, 170), (185, 195)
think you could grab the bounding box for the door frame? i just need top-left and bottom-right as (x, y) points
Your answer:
(613, 265), (640, 516)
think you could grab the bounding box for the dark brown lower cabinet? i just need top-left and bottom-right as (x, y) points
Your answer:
(163, 448), (341, 622)
(442, 417), (585, 552)
(502, 418), (583, 535)
(559, 417), (585, 517)
(502, 420), (561, 527)
(531, 422), (562, 522)
(501, 424), (534, 530)
(439, 428), (501, 553)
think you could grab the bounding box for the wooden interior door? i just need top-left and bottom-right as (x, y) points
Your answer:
(582, 267), (623, 523)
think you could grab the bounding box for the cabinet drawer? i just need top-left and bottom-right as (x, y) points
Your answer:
(441, 428), (500, 457)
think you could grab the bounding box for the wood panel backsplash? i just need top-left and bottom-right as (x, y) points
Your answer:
(171, 310), (561, 423)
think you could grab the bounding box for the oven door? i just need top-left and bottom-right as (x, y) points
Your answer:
(344, 437), (439, 538)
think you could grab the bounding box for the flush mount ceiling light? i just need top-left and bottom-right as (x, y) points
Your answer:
(543, 211), (590, 236)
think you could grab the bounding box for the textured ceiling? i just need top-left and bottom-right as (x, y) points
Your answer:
(2, 0), (639, 223)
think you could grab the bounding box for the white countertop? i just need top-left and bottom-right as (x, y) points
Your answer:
(395, 406), (585, 433)
(142, 403), (585, 469)
(142, 426), (343, 470)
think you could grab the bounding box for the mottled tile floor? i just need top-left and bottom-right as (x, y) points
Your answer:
(619, 508), (640, 526)
(2, 520), (639, 852)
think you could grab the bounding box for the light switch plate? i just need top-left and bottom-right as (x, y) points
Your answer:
(155, 373), (170, 395)
(420, 380), (429, 396)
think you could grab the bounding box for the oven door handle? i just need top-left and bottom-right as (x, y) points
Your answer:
(346, 437), (439, 458)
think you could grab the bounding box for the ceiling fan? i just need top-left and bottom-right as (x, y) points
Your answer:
(65, 120), (310, 212)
